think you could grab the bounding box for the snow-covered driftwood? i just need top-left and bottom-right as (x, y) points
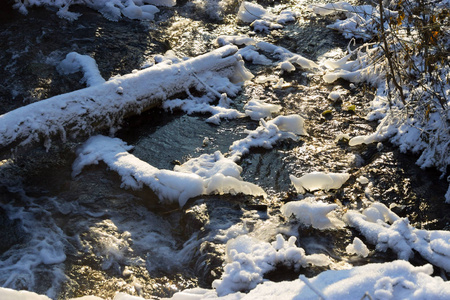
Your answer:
(0, 45), (251, 151)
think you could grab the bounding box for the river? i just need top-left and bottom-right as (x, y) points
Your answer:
(0, 1), (448, 299)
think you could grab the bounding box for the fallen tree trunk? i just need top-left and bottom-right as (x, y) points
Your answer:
(0, 45), (250, 152)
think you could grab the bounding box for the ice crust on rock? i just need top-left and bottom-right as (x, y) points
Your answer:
(289, 172), (350, 194)
(281, 197), (345, 230)
(72, 135), (265, 207)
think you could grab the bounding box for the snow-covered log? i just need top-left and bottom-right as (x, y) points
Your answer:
(0, 45), (250, 151)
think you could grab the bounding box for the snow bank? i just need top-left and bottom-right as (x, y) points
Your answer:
(13, 0), (174, 21)
(0, 287), (52, 300)
(229, 115), (307, 161)
(212, 234), (331, 296)
(4, 260), (450, 299)
(72, 136), (265, 207)
(0, 45), (248, 151)
(289, 172), (350, 194)
(345, 202), (450, 271)
(281, 197), (344, 230)
(168, 260), (450, 299)
(317, 1), (450, 199)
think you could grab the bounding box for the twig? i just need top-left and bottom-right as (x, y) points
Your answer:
(299, 275), (328, 300)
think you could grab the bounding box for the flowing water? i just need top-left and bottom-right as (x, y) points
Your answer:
(0, 2), (449, 299)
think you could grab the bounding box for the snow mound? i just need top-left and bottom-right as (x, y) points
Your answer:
(345, 202), (450, 271)
(281, 197), (345, 230)
(289, 172), (350, 194)
(346, 237), (370, 258)
(212, 234), (331, 296)
(58, 52), (105, 87)
(229, 115), (307, 161)
(243, 99), (282, 120)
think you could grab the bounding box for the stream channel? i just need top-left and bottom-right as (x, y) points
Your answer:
(0, 1), (449, 299)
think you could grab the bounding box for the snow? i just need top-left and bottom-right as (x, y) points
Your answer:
(0, 288), (52, 300)
(0, 45), (246, 150)
(72, 135), (266, 207)
(4, 0), (450, 299)
(13, 0), (174, 21)
(346, 237), (370, 258)
(212, 234), (331, 296)
(237, 2), (275, 24)
(237, 46), (272, 65)
(167, 260), (450, 300)
(281, 197), (345, 230)
(345, 202), (450, 271)
(58, 52), (106, 87)
(162, 95), (246, 125)
(243, 99), (281, 120)
(314, 1), (450, 196)
(289, 172), (350, 194)
(229, 115), (307, 161)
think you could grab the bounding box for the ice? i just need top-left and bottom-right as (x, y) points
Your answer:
(243, 99), (281, 120)
(346, 237), (370, 257)
(72, 136), (265, 207)
(289, 172), (350, 194)
(281, 197), (345, 230)
(58, 52), (105, 87)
